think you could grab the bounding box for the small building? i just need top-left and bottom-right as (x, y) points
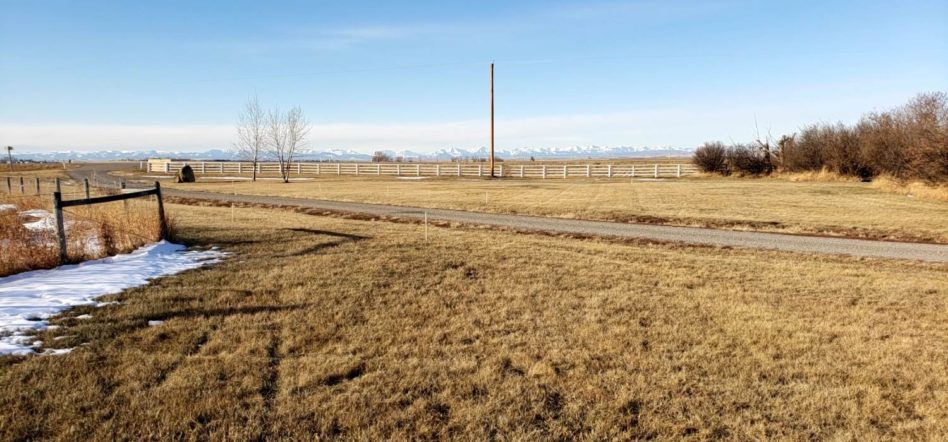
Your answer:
(147, 158), (173, 173)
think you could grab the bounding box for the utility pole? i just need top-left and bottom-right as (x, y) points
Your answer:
(489, 62), (495, 178)
(5, 146), (13, 172)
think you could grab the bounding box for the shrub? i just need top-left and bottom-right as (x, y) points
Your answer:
(693, 142), (729, 174)
(728, 144), (772, 176)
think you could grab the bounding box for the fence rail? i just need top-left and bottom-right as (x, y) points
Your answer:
(152, 161), (699, 179)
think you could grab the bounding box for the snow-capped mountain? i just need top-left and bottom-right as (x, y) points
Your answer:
(14, 145), (692, 162)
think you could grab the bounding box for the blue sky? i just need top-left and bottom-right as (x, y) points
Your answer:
(1, 0), (946, 152)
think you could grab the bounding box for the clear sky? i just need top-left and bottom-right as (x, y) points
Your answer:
(1, 0), (946, 153)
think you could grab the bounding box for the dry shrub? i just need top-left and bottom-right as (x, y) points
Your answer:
(727, 143), (772, 175)
(777, 92), (948, 183)
(869, 175), (948, 202)
(692, 142), (729, 174)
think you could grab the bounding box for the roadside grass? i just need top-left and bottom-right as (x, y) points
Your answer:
(162, 175), (948, 243)
(0, 181), (167, 276)
(1, 204), (945, 439)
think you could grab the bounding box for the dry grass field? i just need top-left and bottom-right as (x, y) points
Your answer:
(1, 204), (945, 440)
(162, 175), (948, 243)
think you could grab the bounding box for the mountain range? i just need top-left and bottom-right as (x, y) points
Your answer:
(14, 145), (692, 162)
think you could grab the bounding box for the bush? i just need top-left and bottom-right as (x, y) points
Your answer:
(776, 92), (947, 183)
(693, 142), (729, 174)
(727, 144), (772, 176)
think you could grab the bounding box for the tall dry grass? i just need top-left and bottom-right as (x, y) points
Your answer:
(0, 187), (170, 277)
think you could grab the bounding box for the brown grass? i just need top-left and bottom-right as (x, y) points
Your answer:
(0, 204), (945, 439)
(870, 175), (948, 202)
(0, 179), (168, 276)
(164, 175), (948, 243)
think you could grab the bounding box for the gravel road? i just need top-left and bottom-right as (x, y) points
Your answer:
(69, 163), (948, 263)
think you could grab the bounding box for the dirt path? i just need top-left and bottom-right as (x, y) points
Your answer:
(68, 163), (948, 263)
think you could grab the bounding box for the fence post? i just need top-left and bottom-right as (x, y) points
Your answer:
(5, 177), (10, 193)
(55, 178), (61, 193)
(165, 162), (170, 173)
(377, 164), (381, 175)
(416, 164), (421, 176)
(499, 164), (504, 177)
(608, 165), (613, 178)
(337, 164), (341, 175)
(478, 164), (482, 177)
(677, 164), (681, 178)
(19, 177), (24, 193)
(154, 182), (169, 241)
(83, 178), (90, 199)
(316, 163), (321, 175)
(563, 166), (567, 179)
(519, 165), (524, 178)
(586, 165), (591, 178)
(654, 164), (659, 178)
(457, 164), (462, 177)
(53, 191), (68, 264)
(35, 177), (40, 194)
(237, 162), (242, 174)
(631, 165), (636, 177)
(436, 164), (441, 176)
(201, 162), (206, 174)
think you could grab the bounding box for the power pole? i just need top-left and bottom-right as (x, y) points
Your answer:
(5, 146), (12, 172)
(489, 62), (495, 178)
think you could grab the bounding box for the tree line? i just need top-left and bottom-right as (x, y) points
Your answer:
(694, 92), (948, 183)
(233, 97), (312, 183)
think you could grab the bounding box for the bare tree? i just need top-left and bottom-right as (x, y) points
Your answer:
(234, 96), (266, 182)
(268, 106), (311, 183)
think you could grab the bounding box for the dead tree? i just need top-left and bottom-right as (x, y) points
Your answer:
(234, 96), (266, 182)
(269, 106), (311, 183)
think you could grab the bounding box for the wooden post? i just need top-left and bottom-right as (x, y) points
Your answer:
(316, 163), (321, 175)
(397, 164), (402, 176)
(83, 178), (90, 199)
(238, 162), (242, 174)
(55, 177), (61, 193)
(677, 164), (682, 178)
(297, 162), (301, 174)
(416, 164), (421, 176)
(337, 164), (341, 175)
(154, 182), (168, 240)
(201, 162), (206, 173)
(489, 62), (495, 178)
(19, 176), (24, 193)
(542, 165), (547, 179)
(563, 166), (567, 179)
(654, 164), (659, 178)
(436, 164), (441, 176)
(499, 164), (504, 177)
(53, 191), (68, 264)
(377, 164), (381, 175)
(586, 165), (591, 178)
(35, 177), (40, 194)
(519, 165), (524, 178)
(5, 177), (10, 193)
(631, 165), (636, 177)
(457, 164), (462, 177)
(608, 165), (613, 178)
(478, 164), (483, 177)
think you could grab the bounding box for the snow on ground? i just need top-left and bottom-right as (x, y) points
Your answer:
(15, 208), (103, 255)
(0, 241), (227, 355)
(0, 204), (16, 212)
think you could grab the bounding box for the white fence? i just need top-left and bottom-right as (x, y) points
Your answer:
(152, 161), (699, 179)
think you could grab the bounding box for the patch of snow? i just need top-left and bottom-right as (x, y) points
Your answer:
(75, 314), (92, 320)
(0, 204), (16, 212)
(147, 320), (164, 327)
(0, 241), (227, 355)
(43, 348), (73, 356)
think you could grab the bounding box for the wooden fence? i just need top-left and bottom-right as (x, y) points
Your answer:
(51, 182), (168, 263)
(151, 161), (699, 179)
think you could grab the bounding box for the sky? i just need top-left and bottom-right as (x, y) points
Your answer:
(1, 0), (946, 153)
